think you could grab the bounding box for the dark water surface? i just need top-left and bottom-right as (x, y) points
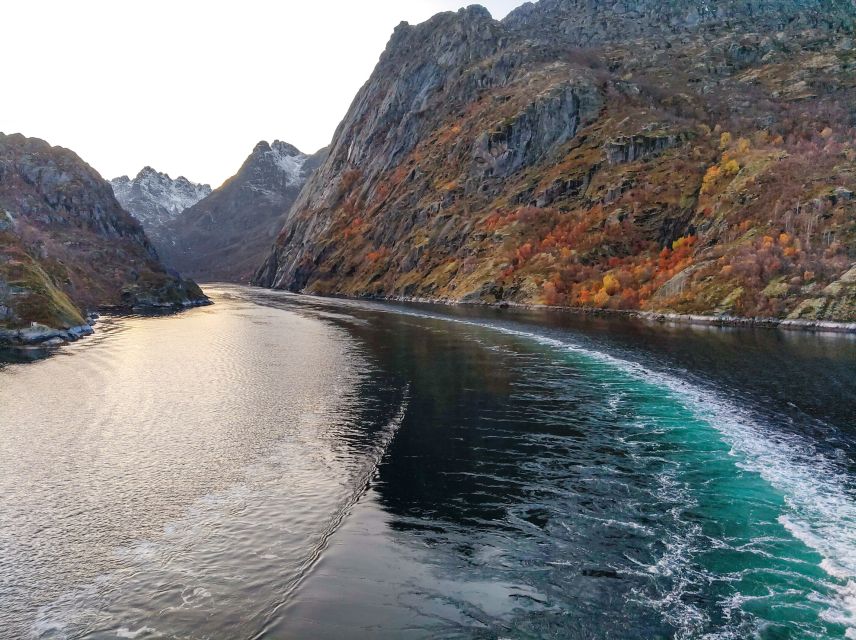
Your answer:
(1, 285), (854, 639)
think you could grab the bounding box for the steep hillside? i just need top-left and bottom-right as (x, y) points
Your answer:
(0, 133), (208, 342)
(110, 168), (211, 244)
(256, 1), (856, 322)
(160, 141), (327, 283)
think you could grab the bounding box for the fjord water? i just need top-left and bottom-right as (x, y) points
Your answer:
(1, 286), (855, 639)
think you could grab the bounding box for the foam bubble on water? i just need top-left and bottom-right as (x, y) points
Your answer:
(116, 627), (157, 639)
(819, 579), (856, 631)
(180, 586), (212, 607)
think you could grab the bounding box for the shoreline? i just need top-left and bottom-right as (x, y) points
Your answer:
(0, 298), (213, 349)
(285, 289), (856, 336)
(0, 320), (96, 348)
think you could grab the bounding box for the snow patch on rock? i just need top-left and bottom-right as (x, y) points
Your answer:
(110, 167), (212, 232)
(266, 141), (308, 187)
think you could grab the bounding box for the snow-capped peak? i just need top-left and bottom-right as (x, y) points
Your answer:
(254, 140), (309, 187)
(110, 168), (212, 234)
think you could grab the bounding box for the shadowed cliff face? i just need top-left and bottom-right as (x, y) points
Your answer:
(0, 133), (207, 334)
(158, 141), (327, 283)
(256, 0), (856, 321)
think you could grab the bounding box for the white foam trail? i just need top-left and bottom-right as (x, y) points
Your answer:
(501, 324), (856, 635)
(346, 303), (856, 636)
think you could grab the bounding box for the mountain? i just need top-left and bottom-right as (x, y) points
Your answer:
(0, 133), (208, 343)
(158, 141), (327, 283)
(110, 167), (211, 244)
(255, 1), (856, 322)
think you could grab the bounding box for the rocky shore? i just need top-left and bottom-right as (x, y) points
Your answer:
(0, 297), (213, 350)
(0, 318), (96, 348)
(321, 290), (856, 335)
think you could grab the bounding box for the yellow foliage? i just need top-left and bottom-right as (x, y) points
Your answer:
(778, 232), (791, 246)
(722, 159), (741, 176)
(672, 236), (692, 250)
(603, 273), (621, 295)
(719, 131), (732, 150)
(736, 138), (751, 154)
(701, 165), (721, 194)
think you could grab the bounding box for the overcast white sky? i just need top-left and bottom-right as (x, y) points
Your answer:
(4, 0), (525, 187)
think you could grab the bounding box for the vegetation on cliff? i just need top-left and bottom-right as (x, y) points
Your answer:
(255, 0), (856, 321)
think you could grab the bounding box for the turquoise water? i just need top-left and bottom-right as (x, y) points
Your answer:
(540, 335), (855, 639)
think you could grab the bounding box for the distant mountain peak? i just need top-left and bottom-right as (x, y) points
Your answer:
(245, 140), (309, 188)
(156, 142), (327, 283)
(110, 168), (211, 239)
(270, 140), (303, 157)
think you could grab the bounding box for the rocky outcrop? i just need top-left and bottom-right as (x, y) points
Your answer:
(254, 0), (856, 321)
(473, 82), (601, 177)
(110, 168), (210, 244)
(159, 141), (326, 283)
(0, 132), (208, 342)
(605, 132), (690, 165)
(787, 264), (856, 321)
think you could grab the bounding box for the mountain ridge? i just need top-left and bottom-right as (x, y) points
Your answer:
(503, 0), (856, 45)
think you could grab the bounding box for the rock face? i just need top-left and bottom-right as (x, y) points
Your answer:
(502, 0), (856, 46)
(110, 168), (211, 244)
(255, 0), (856, 321)
(0, 133), (208, 341)
(159, 141), (326, 283)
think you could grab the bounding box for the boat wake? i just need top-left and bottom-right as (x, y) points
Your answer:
(352, 303), (856, 638)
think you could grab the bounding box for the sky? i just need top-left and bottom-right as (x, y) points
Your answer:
(4, 0), (526, 188)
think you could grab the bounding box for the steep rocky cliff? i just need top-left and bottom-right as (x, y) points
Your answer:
(160, 141), (327, 283)
(110, 168), (211, 244)
(256, 0), (856, 321)
(0, 133), (207, 342)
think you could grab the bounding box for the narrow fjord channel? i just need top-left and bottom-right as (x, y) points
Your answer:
(1, 285), (855, 639)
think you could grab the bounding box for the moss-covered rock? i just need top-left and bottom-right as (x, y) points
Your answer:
(788, 265), (856, 321)
(0, 243), (85, 330)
